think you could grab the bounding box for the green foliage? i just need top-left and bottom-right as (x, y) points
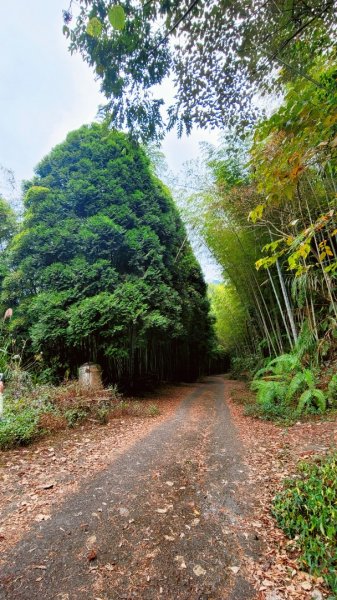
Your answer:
(86, 17), (103, 37)
(208, 282), (249, 356)
(108, 6), (125, 31)
(272, 453), (337, 594)
(65, 1), (335, 139)
(251, 61), (337, 278)
(3, 124), (214, 386)
(0, 197), (16, 248)
(178, 58), (337, 385)
(327, 374), (337, 406)
(96, 406), (109, 424)
(251, 351), (326, 420)
(64, 407), (88, 428)
(0, 197), (17, 304)
(230, 355), (263, 380)
(297, 388), (326, 414)
(0, 408), (39, 449)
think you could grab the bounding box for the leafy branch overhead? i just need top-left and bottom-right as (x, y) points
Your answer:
(64, 0), (336, 139)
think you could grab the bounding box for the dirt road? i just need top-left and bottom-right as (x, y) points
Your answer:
(0, 376), (261, 600)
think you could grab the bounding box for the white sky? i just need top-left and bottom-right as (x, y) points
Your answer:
(0, 0), (221, 280)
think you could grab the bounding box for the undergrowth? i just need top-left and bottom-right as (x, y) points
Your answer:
(272, 453), (337, 595)
(249, 352), (337, 422)
(0, 377), (160, 450)
(246, 325), (337, 422)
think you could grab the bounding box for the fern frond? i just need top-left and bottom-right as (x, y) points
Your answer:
(286, 371), (307, 401)
(311, 389), (326, 412)
(297, 388), (326, 414)
(253, 379), (287, 406)
(297, 389), (313, 414)
(294, 322), (317, 361)
(270, 353), (301, 375)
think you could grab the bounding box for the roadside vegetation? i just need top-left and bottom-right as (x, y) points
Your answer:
(180, 61), (337, 423)
(0, 356), (161, 450)
(1, 0), (336, 593)
(273, 453), (337, 595)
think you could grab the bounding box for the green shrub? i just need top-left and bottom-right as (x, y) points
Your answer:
(96, 406), (109, 424)
(64, 408), (88, 428)
(231, 354), (263, 379)
(272, 453), (337, 594)
(251, 353), (326, 420)
(0, 408), (39, 449)
(0, 375), (159, 449)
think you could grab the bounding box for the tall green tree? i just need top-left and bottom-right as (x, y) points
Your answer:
(3, 124), (214, 385)
(0, 197), (17, 293)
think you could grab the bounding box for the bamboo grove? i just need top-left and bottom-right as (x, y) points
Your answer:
(179, 59), (337, 373)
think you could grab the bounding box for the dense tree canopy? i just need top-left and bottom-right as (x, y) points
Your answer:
(180, 57), (337, 366)
(3, 124), (214, 386)
(0, 197), (16, 251)
(64, 0), (336, 139)
(0, 197), (17, 293)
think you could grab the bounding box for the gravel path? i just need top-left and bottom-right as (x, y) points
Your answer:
(0, 376), (261, 600)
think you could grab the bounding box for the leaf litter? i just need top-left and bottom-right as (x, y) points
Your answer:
(0, 385), (188, 556)
(227, 379), (336, 599)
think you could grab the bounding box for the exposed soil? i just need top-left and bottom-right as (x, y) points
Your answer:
(0, 377), (335, 600)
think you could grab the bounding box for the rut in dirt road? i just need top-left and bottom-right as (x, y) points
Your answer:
(0, 376), (261, 600)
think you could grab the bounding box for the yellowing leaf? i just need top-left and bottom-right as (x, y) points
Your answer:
(248, 204), (265, 223)
(86, 17), (103, 37)
(290, 164), (304, 180)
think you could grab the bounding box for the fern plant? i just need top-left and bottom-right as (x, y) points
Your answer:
(327, 373), (337, 407)
(286, 369), (315, 402)
(297, 388), (326, 414)
(254, 353), (301, 380)
(252, 352), (326, 419)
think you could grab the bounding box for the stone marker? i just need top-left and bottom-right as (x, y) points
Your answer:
(78, 363), (103, 389)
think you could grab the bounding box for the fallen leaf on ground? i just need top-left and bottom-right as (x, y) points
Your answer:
(193, 565), (206, 576)
(86, 535), (96, 547)
(229, 566), (240, 574)
(87, 549), (97, 561)
(174, 555), (187, 569)
(301, 581), (312, 590)
(35, 514), (51, 522)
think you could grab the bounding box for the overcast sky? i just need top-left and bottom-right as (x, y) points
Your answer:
(0, 0), (221, 280)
